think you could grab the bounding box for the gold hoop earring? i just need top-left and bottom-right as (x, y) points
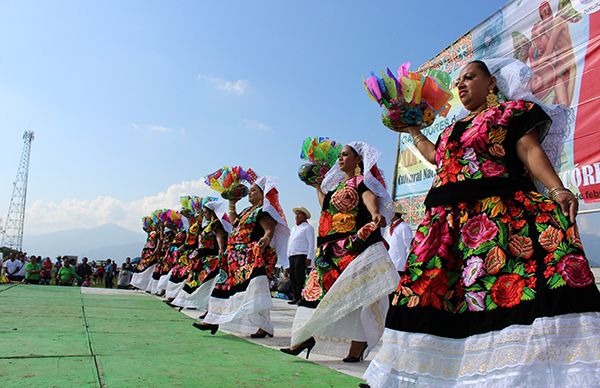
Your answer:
(354, 165), (362, 176)
(486, 89), (499, 108)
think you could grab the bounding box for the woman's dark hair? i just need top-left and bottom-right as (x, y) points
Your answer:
(469, 60), (492, 76)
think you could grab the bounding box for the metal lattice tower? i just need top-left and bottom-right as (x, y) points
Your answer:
(1, 131), (34, 251)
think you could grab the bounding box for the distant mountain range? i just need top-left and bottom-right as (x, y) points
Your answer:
(23, 223), (146, 264)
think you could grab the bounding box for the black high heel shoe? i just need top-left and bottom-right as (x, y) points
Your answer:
(280, 337), (316, 359)
(192, 322), (218, 335)
(343, 343), (368, 363)
(250, 329), (273, 338)
(198, 311), (208, 320)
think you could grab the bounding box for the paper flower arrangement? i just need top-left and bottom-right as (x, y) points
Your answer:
(298, 137), (341, 186)
(142, 216), (153, 231)
(180, 196), (218, 217)
(364, 63), (452, 131)
(205, 166), (258, 200)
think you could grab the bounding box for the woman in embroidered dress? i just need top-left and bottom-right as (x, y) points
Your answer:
(165, 211), (203, 303)
(365, 58), (600, 387)
(280, 142), (399, 362)
(148, 226), (184, 295)
(172, 199), (231, 313)
(131, 219), (162, 291)
(193, 176), (289, 338)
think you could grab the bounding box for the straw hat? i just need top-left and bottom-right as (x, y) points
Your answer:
(292, 207), (311, 219)
(394, 202), (403, 214)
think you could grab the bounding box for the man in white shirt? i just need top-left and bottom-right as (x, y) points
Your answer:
(384, 202), (413, 273)
(3, 254), (24, 281)
(286, 207), (315, 304)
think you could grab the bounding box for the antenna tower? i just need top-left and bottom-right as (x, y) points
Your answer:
(1, 131), (34, 251)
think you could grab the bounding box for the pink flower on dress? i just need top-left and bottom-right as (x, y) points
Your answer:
(481, 160), (507, 178)
(460, 122), (490, 150)
(412, 208), (454, 262)
(498, 100), (526, 126)
(465, 291), (486, 311)
(462, 256), (485, 286)
(556, 254), (594, 287)
(461, 214), (498, 249)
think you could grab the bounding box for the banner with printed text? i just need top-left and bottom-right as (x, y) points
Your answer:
(394, 0), (600, 229)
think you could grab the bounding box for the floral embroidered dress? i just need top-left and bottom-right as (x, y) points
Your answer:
(182, 220), (222, 294)
(211, 206), (277, 297)
(169, 222), (201, 283)
(301, 175), (381, 305)
(152, 231), (186, 281)
(136, 232), (159, 272)
(365, 100), (600, 387)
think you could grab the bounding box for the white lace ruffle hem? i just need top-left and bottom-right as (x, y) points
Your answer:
(290, 241), (399, 357)
(203, 275), (273, 334)
(364, 312), (600, 388)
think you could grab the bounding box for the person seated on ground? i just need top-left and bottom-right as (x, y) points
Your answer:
(15, 256), (27, 281)
(276, 268), (293, 300)
(118, 260), (133, 289)
(24, 256), (42, 285)
(3, 254), (24, 282)
(58, 260), (76, 286)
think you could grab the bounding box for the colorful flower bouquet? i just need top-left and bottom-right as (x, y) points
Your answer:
(364, 63), (453, 131)
(205, 166), (258, 200)
(298, 137), (341, 186)
(180, 196), (218, 217)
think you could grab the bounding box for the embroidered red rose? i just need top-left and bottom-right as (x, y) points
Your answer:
(318, 212), (333, 237)
(461, 213), (498, 249)
(412, 216), (453, 262)
(337, 255), (354, 271)
(509, 235), (533, 259)
(411, 268), (448, 309)
(357, 221), (377, 241)
(322, 270), (339, 291)
(539, 202), (556, 212)
(485, 246), (506, 275)
(556, 254), (594, 287)
(536, 213), (550, 223)
(302, 270), (323, 301)
(491, 273), (526, 308)
(538, 226), (564, 252)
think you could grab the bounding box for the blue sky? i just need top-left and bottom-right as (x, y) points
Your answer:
(0, 0), (507, 237)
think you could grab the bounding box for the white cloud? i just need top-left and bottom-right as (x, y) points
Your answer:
(197, 74), (249, 96)
(132, 123), (186, 136)
(240, 118), (271, 132)
(24, 179), (215, 235)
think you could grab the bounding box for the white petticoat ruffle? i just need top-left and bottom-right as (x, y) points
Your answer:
(203, 275), (273, 334)
(364, 312), (600, 388)
(165, 279), (186, 300)
(172, 277), (217, 310)
(151, 269), (172, 294)
(130, 264), (156, 290)
(291, 241), (400, 357)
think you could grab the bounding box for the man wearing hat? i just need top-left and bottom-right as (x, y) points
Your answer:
(384, 202), (413, 273)
(286, 207), (315, 304)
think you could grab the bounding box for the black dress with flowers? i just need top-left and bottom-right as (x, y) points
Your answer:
(152, 231), (186, 281)
(386, 100), (600, 337)
(182, 220), (223, 294)
(168, 222), (201, 284)
(300, 176), (382, 306)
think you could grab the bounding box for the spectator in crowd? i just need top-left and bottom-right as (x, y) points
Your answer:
(277, 268), (293, 300)
(15, 256), (27, 281)
(54, 257), (63, 285)
(3, 255), (24, 282)
(57, 259), (76, 286)
(104, 259), (115, 289)
(24, 256), (42, 284)
(118, 258), (133, 289)
(76, 257), (93, 286)
(383, 202), (413, 273)
(40, 257), (53, 285)
(95, 264), (105, 286)
(286, 207), (315, 304)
